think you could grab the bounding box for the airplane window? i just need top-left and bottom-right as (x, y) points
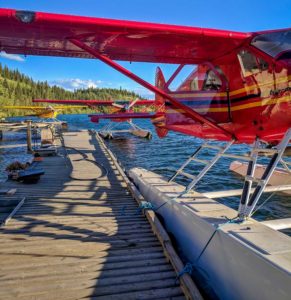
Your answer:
(238, 50), (268, 77)
(251, 30), (291, 58)
(257, 57), (269, 71)
(169, 64), (225, 92)
(190, 76), (199, 91)
(168, 65), (195, 91)
(202, 69), (222, 91)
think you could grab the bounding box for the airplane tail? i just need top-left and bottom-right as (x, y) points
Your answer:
(152, 67), (168, 138)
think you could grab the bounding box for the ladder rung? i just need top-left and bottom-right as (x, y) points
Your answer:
(245, 175), (255, 182)
(222, 154), (251, 161)
(254, 148), (278, 154)
(191, 158), (208, 164)
(245, 176), (260, 183)
(180, 171), (196, 180)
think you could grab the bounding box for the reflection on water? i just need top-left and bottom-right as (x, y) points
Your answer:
(1, 114), (290, 222)
(109, 138), (137, 160)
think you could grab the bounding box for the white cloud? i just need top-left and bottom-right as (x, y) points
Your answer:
(0, 51), (25, 62)
(49, 78), (154, 98)
(132, 87), (154, 99)
(49, 78), (102, 91)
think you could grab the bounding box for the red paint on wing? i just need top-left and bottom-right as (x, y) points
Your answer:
(0, 8), (250, 64)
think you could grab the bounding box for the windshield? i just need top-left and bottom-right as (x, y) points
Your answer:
(251, 30), (291, 58)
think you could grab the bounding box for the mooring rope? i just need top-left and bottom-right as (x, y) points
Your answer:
(175, 262), (194, 283)
(175, 216), (242, 282)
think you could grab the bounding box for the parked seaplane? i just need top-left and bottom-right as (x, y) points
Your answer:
(1, 105), (87, 119)
(33, 98), (155, 138)
(0, 8), (290, 221)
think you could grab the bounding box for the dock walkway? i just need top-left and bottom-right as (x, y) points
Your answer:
(0, 131), (187, 300)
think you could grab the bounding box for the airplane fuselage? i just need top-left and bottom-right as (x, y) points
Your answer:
(157, 30), (291, 145)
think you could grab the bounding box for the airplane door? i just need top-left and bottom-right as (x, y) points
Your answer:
(168, 63), (230, 123)
(238, 49), (272, 98)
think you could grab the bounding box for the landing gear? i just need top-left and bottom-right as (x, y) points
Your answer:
(238, 129), (291, 220)
(169, 139), (235, 196)
(169, 129), (291, 220)
(99, 120), (152, 139)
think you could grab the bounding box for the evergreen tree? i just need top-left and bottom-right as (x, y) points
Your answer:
(0, 64), (142, 117)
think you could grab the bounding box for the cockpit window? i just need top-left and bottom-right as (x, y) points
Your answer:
(202, 69), (222, 91)
(251, 30), (291, 58)
(238, 50), (268, 77)
(189, 65), (224, 91)
(168, 64), (226, 92)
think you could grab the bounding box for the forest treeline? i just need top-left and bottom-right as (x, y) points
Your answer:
(0, 63), (141, 117)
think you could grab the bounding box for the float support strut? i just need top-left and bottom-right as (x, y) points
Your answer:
(239, 129), (291, 219)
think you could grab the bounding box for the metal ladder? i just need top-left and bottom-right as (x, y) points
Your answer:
(169, 139), (235, 196)
(238, 129), (291, 219)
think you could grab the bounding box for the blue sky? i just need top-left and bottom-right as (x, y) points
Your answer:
(0, 0), (290, 97)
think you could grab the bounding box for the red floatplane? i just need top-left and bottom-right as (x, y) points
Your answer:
(0, 8), (290, 219)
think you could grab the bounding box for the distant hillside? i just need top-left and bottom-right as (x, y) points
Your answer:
(0, 63), (141, 117)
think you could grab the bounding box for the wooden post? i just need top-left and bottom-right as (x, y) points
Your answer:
(61, 122), (68, 130)
(26, 120), (32, 153)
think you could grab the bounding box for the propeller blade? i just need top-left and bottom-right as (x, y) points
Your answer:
(112, 103), (124, 109)
(128, 98), (139, 109)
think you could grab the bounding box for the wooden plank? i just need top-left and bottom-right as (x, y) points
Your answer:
(0, 249), (165, 269)
(0, 268), (176, 289)
(1, 222), (151, 233)
(0, 257), (168, 278)
(1, 287), (183, 300)
(0, 277), (179, 298)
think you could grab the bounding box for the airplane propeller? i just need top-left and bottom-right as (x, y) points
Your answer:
(111, 98), (140, 112)
(127, 98), (139, 109)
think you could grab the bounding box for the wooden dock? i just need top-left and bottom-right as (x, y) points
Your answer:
(0, 130), (199, 300)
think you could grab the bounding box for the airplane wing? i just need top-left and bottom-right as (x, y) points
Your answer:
(1, 105), (86, 110)
(33, 99), (115, 106)
(1, 106), (45, 110)
(0, 8), (251, 64)
(0, 8), (252, 138)
(90, 113), (155, 122)
(33, 99), (155, 106)
(53, 105), (88, 109)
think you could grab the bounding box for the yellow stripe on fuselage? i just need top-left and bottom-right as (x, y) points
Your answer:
(229, 75), (291, 97)
(167, 95), (290, 113)
(171, 92), (227, 98)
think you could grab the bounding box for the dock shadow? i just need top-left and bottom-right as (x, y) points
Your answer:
(0, 131), (182, 299)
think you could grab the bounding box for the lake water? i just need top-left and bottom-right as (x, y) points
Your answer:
(0, 130), (32, 182)
(1, 114), (290, 223)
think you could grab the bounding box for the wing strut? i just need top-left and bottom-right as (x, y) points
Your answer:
(69, 38), (233, 140)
